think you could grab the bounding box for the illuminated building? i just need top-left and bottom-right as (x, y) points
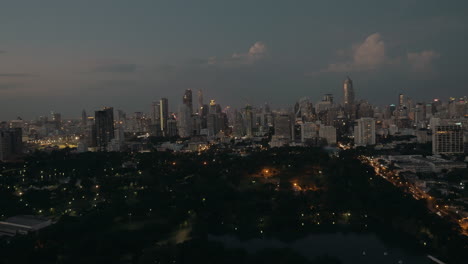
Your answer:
(432, 121), (464, 154)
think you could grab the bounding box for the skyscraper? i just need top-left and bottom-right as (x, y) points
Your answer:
(197, 89), (203, 114)
(343, 77), (355, 107)
(159, 98), (169, 136)
(94, 107), (114, 151)
(343, 77), (356, 120)
(151, 101), (160, 125)
(244, 105), (254, 138)
(183, 89), (193, 114)
(81, 110), (87, 126)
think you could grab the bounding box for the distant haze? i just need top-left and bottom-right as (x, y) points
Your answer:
(1, 0), (467, 120)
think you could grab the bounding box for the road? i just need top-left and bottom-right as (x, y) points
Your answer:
(359, 155), (468, 236)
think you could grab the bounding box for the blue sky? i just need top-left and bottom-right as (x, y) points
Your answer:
(1, 0), (467, 120)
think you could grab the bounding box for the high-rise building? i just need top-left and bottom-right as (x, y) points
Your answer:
(178, 104), (192, 138)
(270, 113), (293, 147)
(197, 90), (204, 114)
(94, 107), (114, 151)
(0, 128), (22, 161)
(432, 121), (464, 154)
(151, 101), (160, 125)
(244, 105), (254, 138)
(274, 113), (292, 140)
(167, 117), (178, 137)
(183, 89), (193, 114)
(343, 77), (355, 107)
(159, 98), (169, 136)
(354, 117), (376, 146)
(81, 110), (87, 126)
(343, 77), (356, 120)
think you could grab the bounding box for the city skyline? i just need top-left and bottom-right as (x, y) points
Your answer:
(1, 1), (468, 120)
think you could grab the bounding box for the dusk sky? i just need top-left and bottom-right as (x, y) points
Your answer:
(1, 0), (467, 120)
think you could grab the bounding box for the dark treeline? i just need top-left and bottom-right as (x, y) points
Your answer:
(0, 147), (466, 263)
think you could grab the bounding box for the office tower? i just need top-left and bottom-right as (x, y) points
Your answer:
(270, 113), (293, 147)
(232, 110), (245, 138)
(343, 77), (355, 107)
(354, 118), (376, 146)
(183, 89), (193, 114)
(414, 103), (426, 126)
(432, 121), (464, 154)
(244, 105), (254, 137)
(151, 101), (160, 125)
(94, 107), (114, 151)
(0, 128), (22, 161)
(274, 113), (292, 139)
(343, 77), (355, 120)
(159, 98), (169, 136)
(206, 114), (217, 137)
(177, 104), (192, 138)
(81, 110), (87, 126)
(197, 89), (204, 114)
(319, 125), (337, 145)
(167, 118), (178, 137)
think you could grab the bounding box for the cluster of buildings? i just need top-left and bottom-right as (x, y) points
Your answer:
(0, 77), (467, 158)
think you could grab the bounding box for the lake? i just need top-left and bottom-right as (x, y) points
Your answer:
(209, 232), (432, 264)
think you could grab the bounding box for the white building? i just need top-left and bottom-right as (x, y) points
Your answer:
(354, 118), (376, 146)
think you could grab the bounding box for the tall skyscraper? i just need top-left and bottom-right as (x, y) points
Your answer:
(151, 101), (160, 125)
(81, 110), (87, 126)
(197, 89), (204, 114)
(183, 89), (193, 114)
(178, 104), (192, 138)
(343, 77), (356, 120)
(432, 121), (464, 154)
(244, 105), (254, 138)
(0, 128), (22, 161)
(343, 77), (355, 107)
(94, 107), (114, 151)
(159, 98), (169, 136)
(354, 117), (376, 146)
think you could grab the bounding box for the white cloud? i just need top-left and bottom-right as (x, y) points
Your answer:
(312, 33), (440, 76)
(204, 41), (268, 66)
(319, 33), (389, 73)
(407, 50), (440, 72)
(353, 33), (386, 69)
